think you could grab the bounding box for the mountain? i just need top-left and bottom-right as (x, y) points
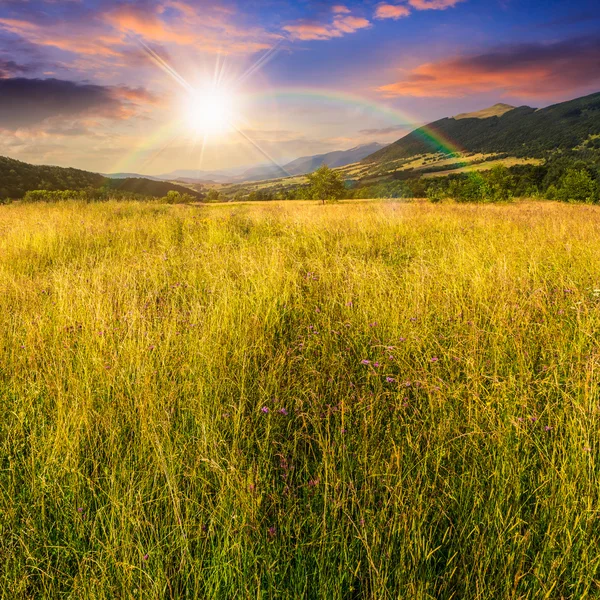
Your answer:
(104, 172), (163, 181)
(365, 92), (600, 164)
(236, 164), (288, 182)
(284, 143), (388, 174)
(0, 156), (203, 199)
(239, 143), (388, 182)
(454, 103), (515, 120)
(158, 168), (247, 184)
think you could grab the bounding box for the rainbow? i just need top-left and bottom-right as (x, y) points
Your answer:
(110, 86), (477, 178)
(246, 87), (468, 158)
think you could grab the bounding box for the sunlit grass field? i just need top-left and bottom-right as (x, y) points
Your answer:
(2, 199), (600, 599)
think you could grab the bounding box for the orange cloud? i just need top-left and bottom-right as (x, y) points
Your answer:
(284, 11), (370, 41)
(333, 15), (371, 34)
(283, 23), (342, 41)
(374, 4), (411, 20)
(0, 17), (121, 57)
(332, 5), (352, 14)
(378, 37), (600, 98)
(105, 2), (274, 55)
(105, 6), (195, 44)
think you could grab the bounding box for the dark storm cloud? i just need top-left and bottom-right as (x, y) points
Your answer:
(0, 58), (34, 77)
(0, 77), (156, 130)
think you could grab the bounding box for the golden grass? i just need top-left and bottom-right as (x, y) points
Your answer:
(1, 199), (600, 598)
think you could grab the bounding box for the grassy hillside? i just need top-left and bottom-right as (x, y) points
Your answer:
(367, 92), (600, 164)
(0, 155), (104, 198)
(104, 177), (203, 199)
(0, 156), (203, 200)
(2, 199), (600, 598)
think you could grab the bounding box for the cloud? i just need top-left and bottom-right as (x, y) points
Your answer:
(0, 58), (35, 77)
(407, 0), (465, 9)
(375, 4), (411, 20)
(283, 11), (371, 41)
(0, 16), (122, 57)
(105, 2), (275, 55)
(0, 1), (277, 66)
(374, 0), (464, 19)
(332, 5), (352, 15)
(378, 36), (600, 98)
(0, 77), (157, 130)
(359, 124), (411, 135)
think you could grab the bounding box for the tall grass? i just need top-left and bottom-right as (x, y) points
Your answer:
(1, 199), (600, 599)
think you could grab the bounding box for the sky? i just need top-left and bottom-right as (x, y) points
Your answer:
(0, 0), (599, 175)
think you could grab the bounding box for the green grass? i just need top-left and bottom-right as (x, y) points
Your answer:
(1, 199), (600, 598)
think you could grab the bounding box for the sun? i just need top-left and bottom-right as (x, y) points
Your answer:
(185, 89), (236, 137)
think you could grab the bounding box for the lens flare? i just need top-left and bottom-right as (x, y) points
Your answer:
(185, 89), (236, 136)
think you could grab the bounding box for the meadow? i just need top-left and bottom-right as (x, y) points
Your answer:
(1, 199), (600, 599)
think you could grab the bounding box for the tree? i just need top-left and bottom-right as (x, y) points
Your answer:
(205, 188), (222, 202)
(306, 165), (346, 204)
(557, 168), (598, 203)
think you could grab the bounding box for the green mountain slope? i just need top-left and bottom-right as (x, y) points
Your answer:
(365, 92), (600, 164)
(0, 156), (203, 199)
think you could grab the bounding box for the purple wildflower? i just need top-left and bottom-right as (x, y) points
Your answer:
(386, 377), (396, 383)
(361, 359), (371, 365)
(278, 408), (289, 415)
(143, 554), (149, 561)
(430, 357), (439, 363)
(373, 362), (380, 368)
(261, 406), (270, 414)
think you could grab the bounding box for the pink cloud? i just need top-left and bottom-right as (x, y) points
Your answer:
(284, 10), (370, 41)
(332, 5), (352, 15)
(0, 17), (120, 57)
(333, 15), (371, 34)
(408, 0), (465, 9)
(374, 4), (412, 20)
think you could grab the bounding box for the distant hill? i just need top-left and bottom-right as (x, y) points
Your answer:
(0, 156), (203, 199)
(454, 103), (515, 120)
(239, 143), (388, 182)
(104, 172), (163, 181)
(365, 92), (600, 164)
(284, 143), (387, 174)
(237, 163), (288, 182)
(158, 168), (243, 184)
